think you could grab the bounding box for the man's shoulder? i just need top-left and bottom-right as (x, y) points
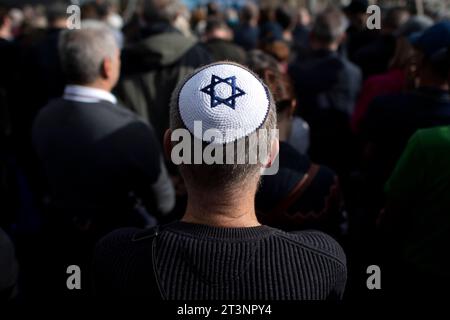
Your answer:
(274, 230), (346, 266)
(85, 100), (151, 131)
(95, 228), (152, 262)
(414, 126), (450, 150)
(35, 99), (149, 132)
(33, 98), (67, 125)
(107, 101), (143, 121)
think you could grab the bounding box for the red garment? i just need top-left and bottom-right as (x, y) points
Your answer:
(352, 69), (405, 133)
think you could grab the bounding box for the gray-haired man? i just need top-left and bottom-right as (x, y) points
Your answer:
(32, 21), (175, 236)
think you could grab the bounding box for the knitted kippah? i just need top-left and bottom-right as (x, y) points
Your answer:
(178, 62), (271, 144)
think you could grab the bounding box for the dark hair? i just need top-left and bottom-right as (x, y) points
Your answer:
(383, 6), (410, 31)
(47, 2), (69, 25)
(205, 17), (229, 34)
(311, 7), (347, 44)
(240, 3), (258, 23)
(96, 1), (112, 19)
(141, 0), (180, 24)
(429, 47), (450, 80)
(206, 1), (220, 17)
(275, 5), (293, 31)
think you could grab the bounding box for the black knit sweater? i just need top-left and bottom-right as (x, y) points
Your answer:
(94, 221), (347, 300)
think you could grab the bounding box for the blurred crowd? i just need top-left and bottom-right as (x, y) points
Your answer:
(1, 0), (450, 303)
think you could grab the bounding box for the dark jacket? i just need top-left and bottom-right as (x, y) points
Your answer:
(117, 27), (211, 143)
(233, 24), (259, 51)
(32, 98), (171, 233)
(363, 87), (450, 184)
(289, 49), (362, 171)
(289, 49), (362, 118)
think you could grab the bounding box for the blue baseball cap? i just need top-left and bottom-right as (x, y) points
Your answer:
(410, 21), (450, 58)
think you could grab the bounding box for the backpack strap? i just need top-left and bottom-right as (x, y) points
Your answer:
(272, 164), (320, 216)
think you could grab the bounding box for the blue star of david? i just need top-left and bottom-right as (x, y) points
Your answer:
(200, 74), (246, 110)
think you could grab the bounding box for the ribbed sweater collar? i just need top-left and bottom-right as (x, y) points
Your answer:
(165, 221), (276, 240)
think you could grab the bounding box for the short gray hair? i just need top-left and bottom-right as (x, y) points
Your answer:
(170, 63), (277, 192)
(312, 8), (349, 44)
(59, 20), (118, 84)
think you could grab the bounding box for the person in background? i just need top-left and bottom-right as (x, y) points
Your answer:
(233, 2), (259, 51)
(362, 21), (450, 196)
(0, 228), (18, 302)
(380, 125), (450, 297)
(247, 50), (310, 154)
(0, 5), (12, 41)
(259, 6), (283, 45)
(190, 6), (207, 36)
(0, 5), (15, 142)
(224, 7), (239, 30)
(94, 62), (347, 300)
(89, 0), (125, 48)
(173, 3), (192, 37)
(260, 40), (291, 72)
(289, 7), (362, 173)
(351, 15), (433, 134)
(258, 7), (290, 71)
(292, 7), (311, 52)
(343, 0), (379, 63)
(275, 4), (295, 44)
(31, 22), (175, 296)
(117, 0), (211, 143)
(247, 51), (345, 238)
(8, 8), (24, 38)
(202, 17), (246, 64)
(352, 6), (410, 79)
(23, 1), (68, 104)
(10, 2), (68, 212)
(81, 1), (101, 20)
(0, 5), (19, 229)
(206, 1), (222, 19)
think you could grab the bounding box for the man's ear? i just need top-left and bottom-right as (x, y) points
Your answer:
(101, 57), (113, 80)
(163, 129), (173, 161)
(264, 137), (280, 169)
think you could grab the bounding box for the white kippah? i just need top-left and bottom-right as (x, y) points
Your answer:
(178, 62), (271, 144)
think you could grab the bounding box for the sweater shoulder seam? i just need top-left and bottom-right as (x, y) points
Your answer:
(274, 232), (346, 266)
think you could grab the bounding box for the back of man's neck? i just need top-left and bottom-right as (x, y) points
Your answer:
(73, 82), (112, 93)
(182, 194), (260, 228)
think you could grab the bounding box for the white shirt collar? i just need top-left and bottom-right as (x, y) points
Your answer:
(63, 85), (117, 104)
